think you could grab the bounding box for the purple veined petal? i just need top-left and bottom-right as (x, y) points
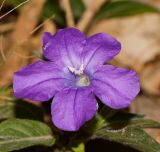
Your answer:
(43, 28), (86, 69)
(42, 32), (53, 49)
(13, 61), (74, 101)
(91, 65), (140, 109)
(82, 33), (121, 74)
(51, 87), (97, 131)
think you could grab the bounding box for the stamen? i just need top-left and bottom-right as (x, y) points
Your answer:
(68, 64), (84, 75)
(68, 66), (76, 73)
(79, 64), (84, 72)
(76, 75), (90, 87)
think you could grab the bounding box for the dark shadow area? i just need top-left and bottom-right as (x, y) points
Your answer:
(14, 100), (44, 121)
(14, 146), (53, 152)
(0, 100), (44, 121)
(14, 139), (141, 152)
(0, 5), (18, 24)
(85, 139), (141, 152)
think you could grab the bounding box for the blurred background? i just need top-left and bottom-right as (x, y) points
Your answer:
(0, 0), (159, 151)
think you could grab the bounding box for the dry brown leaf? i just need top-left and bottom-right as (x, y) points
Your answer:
(0, 0), (46, 86)
(43, 20), (56, 34)
(82, 0), (94, 7)
(11, 0), (46, 44)
(141, 61), (160, 96)
(0, 22), (15, 33)
(77, 0), (107, 31)
(157, 132), (160, 143)
(89, 14), (160, 96)
(131, 95), (160, 139)
(89, 14), (160, 69)
(60, 0), (75, 27)
(141, 0), (160, 8)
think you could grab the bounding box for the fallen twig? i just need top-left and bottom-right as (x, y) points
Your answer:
(0, 22), (15, 33)
(77, 0), (107, 32)
(0, 0), (30, 19)
(61, 0), (75, 27)
(30, 14), (55, 35)
(0, 0), (6, 11)
(0, 34), (6, 62)
(0, 0), (46, 86)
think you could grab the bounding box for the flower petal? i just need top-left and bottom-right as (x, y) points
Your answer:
(43, 28), (86, 69)
(91, 65), (140, 109)
(51, 88), (97, 131)
(42, 32), (53, 48)
(13, 61), (73, 101)
(82, 33), (121, 74)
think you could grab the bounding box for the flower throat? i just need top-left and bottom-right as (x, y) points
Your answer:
(68, 64), (90, 87)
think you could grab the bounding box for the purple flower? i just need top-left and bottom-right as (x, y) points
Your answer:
(13, 28), (140, 131)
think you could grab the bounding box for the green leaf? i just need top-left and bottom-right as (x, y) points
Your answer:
(95, 127), (160, 152)
(129, 118), (160, 128)
(83, 106), (117, 132)
(86, 105), (160, 130)
(0, 87), (11, 94)
(5, 0), (25, 8)
(83, 106), (160, 140)
(0, 87), (12, 101)
(96, 0), (160, 20)
(5, 0), (65, 25)
(42, 0), (65, 25)
(72, 143), (85, 152)
(106, 112), (160, 129)
(0, 119), (55, 151)
(0, 100), (43, 121)
(70, 0), (86, 20)
(91, 108), (160, 152)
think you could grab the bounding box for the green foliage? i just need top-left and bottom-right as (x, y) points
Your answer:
(85, 107), (160, 152)
(84, 106), (160, 132)
(1, 1), (160, 151)
(5, 0), (65, 25)
(69, 106), (160, 152)
(0, 100), (43, 121)
(72, 143), (85, 152)
(5, 0), (160, 27)
(69, 0), (86, 21)
(0, 119), (55, 151)
(95, 127), (160, 152)
(105, 111), (160, 129)
(42, 0), (65, 25)
(6, 0), (24, 8)
(96, 0), (160, 20)
(83, 106), (117, 132)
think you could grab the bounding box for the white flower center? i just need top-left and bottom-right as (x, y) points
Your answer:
(68, 64), (84, 75)
(68, 64), (90, 87)
(76, 75), (90, 87)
